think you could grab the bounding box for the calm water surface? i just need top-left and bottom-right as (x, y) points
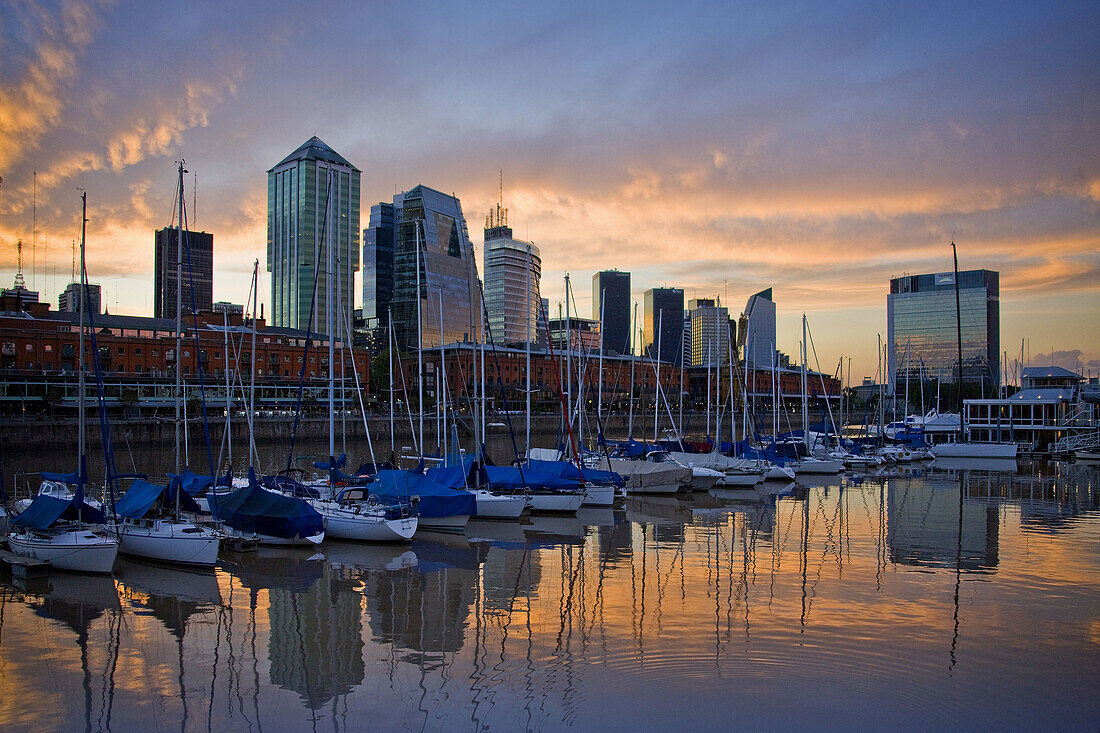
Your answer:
(0, 459), (1097, 731)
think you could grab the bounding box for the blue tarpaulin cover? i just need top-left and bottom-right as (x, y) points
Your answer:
(480, 464), (576, 492)
(260, 474), (322, 499)
(209, 470), (324, 539)
(371, 470), (475, 519)
(115, 478), (201, 519)
(41, 469), (84, 484)
(312, 453), (347, 471)
(170, 469), (216, 497)
(12, 493), (107, 529)
(526, 459), (624, 487)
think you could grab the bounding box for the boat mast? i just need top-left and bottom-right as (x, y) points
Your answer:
(175, 160), (186, 475)
(801, 314), (809, 450)
(249, 260), (258, 467)
(597, 293), (605, 426)
(565, 273), (572, 437)
(326, 168), (335, 479)
(388, 308), (395, 456)
(627, 301), (636, 439)
(654, 310), (662, 442)
(952, 240), (965, 442)
(525, 246), (533, 456)
(223, 306), (231, 471)
(77, 191), (87, 518)
(416, 220), (424, 456)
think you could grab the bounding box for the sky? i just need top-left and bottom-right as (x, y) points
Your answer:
(0, 0), (1097, 381)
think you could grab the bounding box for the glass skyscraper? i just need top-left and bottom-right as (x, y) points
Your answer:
(592, 270), (631, 355)
(887, 269), (999, 388)
(483, 203), (541, 346)
(389, 185), (482, 351)
(362, 202), (395, 330)
(743, 288), (776, 369)
(154, 228), (213, 318)
(643, 287), (684, 364)
(267, 137), (360, 335)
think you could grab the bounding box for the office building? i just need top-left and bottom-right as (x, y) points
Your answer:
(362, 202), (395, 331)
(267, 136), (360, 335)
(592, 270), (631, 355)
(58, 282), (101, 315)
(643, 287), (684, 364)
(743, 288), (776, 368)
(688, 298), (729, 367)
(483, 202), (541, 346)
(887, 270), (999, 389)
(154, 228), (213, 318)
(389, 185), (482, 350)
(548, 316), (600, 352)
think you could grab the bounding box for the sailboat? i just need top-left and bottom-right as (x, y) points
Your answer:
(115, 162), (221, 565)
(931, 242), (1017, 460)
(7, 192), (119, 573)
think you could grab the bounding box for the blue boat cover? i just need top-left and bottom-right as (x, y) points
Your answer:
(260, 474), (322, 499)
(371, 470), (475, 519)
(480, 464), (576, 491)
(209, 471), (324, 539)
(12, 492), (107, 529)
(312, 453), (347, 471)
(526, 459), (624, 487)
(426, 463), (473, 490)
(115, 478), (202, 519)
(41, 468), (84, 484)
(354, 462), (394, 476)
(170, 469), (216, 497)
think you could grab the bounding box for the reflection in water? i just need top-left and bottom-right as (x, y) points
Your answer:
(0, 463), (1097, 730)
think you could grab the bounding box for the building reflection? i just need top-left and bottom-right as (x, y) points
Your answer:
(115, 560), (221, 639)
(887, 477), (999, 570)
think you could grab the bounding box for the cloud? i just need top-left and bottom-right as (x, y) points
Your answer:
(1027, 350), (1085, 372)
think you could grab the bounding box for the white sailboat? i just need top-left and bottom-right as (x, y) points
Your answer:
(8, 193), (119, 573)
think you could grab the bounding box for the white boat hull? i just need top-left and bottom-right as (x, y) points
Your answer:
(473, 492), (529, 519)
(689, 470), (724, 491)
(764, 465), (797, 481)
(932, 442), (1018, 459)
(796, 459), (844, 474)
(321, 508), (418, 541)
(581, 484), (616, 507)
(118, 521), (220, 567)
(8, 529), (119, 573)
(528, 492), (584, 513)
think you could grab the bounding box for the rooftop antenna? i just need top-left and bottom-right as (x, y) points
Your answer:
(14, 239), (25, 288)
(32, 171), (36, 291)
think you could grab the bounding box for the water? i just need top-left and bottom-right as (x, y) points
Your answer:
(1, 460), (1097, 731)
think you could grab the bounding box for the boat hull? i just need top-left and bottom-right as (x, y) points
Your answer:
(322, 510), (418, 542)
(581, 484), (616, 507)
(8, 529), (119, 573)
(118, 522), (220, 567)
(473, 492), (529, 519)
(932, 443), (1018, 459)
(718, 472), (763, 487)
(796, 459), (844, 474)
(528, 492), (584, 513)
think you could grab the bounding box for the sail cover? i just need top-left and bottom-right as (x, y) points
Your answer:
(115, 479), (201, 519)
(12, 493), (107, 529)
(209, 475), (323, 539)
(370, 470), (475, 519)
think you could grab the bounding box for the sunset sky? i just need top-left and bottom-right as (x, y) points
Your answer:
(1, 0), (1097, 380)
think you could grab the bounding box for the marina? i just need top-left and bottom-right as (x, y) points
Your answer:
(0, 454), (1096, 730)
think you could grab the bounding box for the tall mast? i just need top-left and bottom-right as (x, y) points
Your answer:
(416, 220), (424, 455)
(175, 160), (186, 474)
(564, 274), (572, 436)
(627, 302), (637, 438)
(249, 260), (258, 467)
(525, 245), (532, 456)
(597, 293), (605, 425)
(223, 306), (231, 471)
(78, 191), (87, 472)
(801, 314), (809, 450)
(952, 241), (965, 441)
(653, 310), (662, 442)
(326, 168), (335, 471)
(388, 308), (395, 455)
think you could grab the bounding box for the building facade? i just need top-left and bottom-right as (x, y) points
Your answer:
(643, 287), (684, 364)
(688, 298), (729, 367)
(154, 228), (213, 318)
(390, 185), (482, 351)
(267, 136), (361, 336)
(58, 282), (102, 315)
(483, 204), (541, 347)
(361, 202), (395, 331)
(887, 270), (999, 390)
(743, 288), (776, 368)
(592, 270), (631, 355)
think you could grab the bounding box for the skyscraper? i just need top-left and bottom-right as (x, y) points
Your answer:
(688, 298), (729, 367)
(743, 288), (776, 368)
(362, 202), (395, 330)
(643, 287), (684, 364)
(389, 185), (482, 351)
(58, 282), (101, 315)
(267, 136), (360, 335)
(887, 270), (1000, 389)
(154, 228), (213, 318)
(483, 202), (541, 346)
(592, 270), (631, 355)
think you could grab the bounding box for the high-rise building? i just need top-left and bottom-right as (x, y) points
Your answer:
(592, 270), (631, 355)
(58, 282), (101, 315)
(688, 298), (729, 367)
(267, 136), (360, 335)
(887, 270), (999, 388)
(643, 287), (684, 364)
(154, 228), (213, 318)
(389, 185), (482, 351)
(362, 202), (395, 331)
(483, 203), (541, 346)
(743, 288), (776, 368)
